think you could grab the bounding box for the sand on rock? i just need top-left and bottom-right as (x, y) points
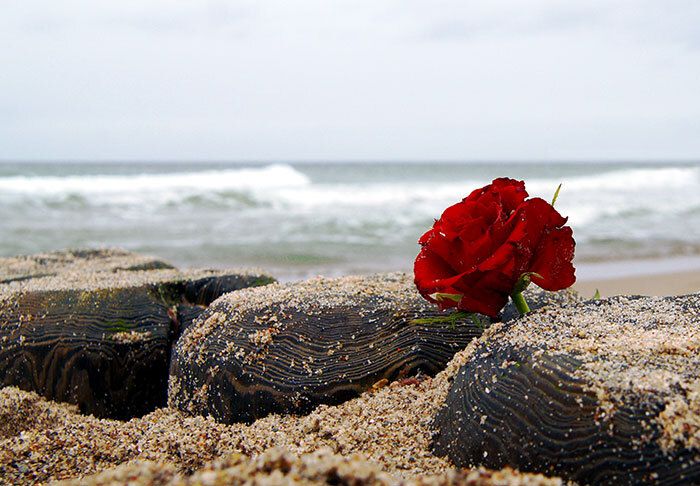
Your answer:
(0, 257), (584, 485)
(0, 248), (275, 419)
(169, 273), (485, 423)
(432, 294), (700, 484)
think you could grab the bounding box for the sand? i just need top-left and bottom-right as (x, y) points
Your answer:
(54, 448), (560, 486)
(18, 285), (696, 484)
(575, 269), (700, 298)
(483, 294), (700, 454)
(0, 355), (458, 483)
(574, 255), (700, 297)
(0, 248), (270, 294)
(1, 249), (698, 484)
(0, 309), (566, 485)
(0, 257), (561, 484)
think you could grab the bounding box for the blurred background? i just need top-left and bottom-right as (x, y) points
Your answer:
(1, 1), (699, 288)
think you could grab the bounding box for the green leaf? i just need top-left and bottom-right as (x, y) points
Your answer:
(551, 183), (562, 206)
(429, 292), (463, 303)
(410, 311), (489, 330)
(470, 313), (489, 330)
(592, 288), (601, 300)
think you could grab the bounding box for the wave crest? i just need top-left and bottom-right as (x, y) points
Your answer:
(0, 164), (310, 204)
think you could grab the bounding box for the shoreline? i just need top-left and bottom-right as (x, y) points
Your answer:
(574, 255), (700, 297)
(574, 269), (700, 298)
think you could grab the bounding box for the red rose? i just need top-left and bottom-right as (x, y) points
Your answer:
(414, 178), (575, 318)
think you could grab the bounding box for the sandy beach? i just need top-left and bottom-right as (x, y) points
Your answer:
(575, 269), (700, 298)
(2, 277), (698, 484)
(574, 256), (700, 298)
(0, 249), (698, 484)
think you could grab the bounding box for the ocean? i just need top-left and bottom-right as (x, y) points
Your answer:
(1, 161), (699, 281)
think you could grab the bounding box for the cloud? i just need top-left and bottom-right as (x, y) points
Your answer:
(415, 2), (604, 41)
(0, 0), (699, 160)
(10, 1), (255, 37)
(408, 0), (700, 50)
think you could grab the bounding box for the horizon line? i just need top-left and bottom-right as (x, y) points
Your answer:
(1, 158), (699, 165)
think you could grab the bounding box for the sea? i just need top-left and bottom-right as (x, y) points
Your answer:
(1, 161), (699, 281)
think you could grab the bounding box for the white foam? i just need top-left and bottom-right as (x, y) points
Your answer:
(2, 164), (699, 235)
(267, 182), (479, 210)
(0, 164), (310, 203)
(527, 166), (699, 195)
(2, 162), (700, 269)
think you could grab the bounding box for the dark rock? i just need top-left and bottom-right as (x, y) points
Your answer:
(0, 248), (275, 419)
(169, 273), (486, 424)
(432, 294), (700, 485)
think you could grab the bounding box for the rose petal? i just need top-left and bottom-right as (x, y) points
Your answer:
(451, 270), (511, 317)
(530, 226), (576, 290)
(490, 178), (528, 212)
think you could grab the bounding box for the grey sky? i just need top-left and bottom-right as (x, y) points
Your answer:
(1, 0), (699, 161)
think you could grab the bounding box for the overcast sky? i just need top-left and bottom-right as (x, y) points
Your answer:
(1, 0), (699, 161)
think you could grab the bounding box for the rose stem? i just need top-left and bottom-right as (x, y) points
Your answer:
(510, 291), (531, 316)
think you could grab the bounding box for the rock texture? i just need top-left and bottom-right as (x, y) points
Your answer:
(169, 273), (486, 423)
(0, 248), (274, 418)
(432, 294), (700, 485)
(0, 284), (578, 484)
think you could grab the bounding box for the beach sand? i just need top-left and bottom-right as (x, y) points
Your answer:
(3, 285), (698, 484)
(1, 251), (699, 484)
(0, 252), (564, 484)
(575, 269), (700, 298)
(0, 326), (560, 485)
(574, 256), (700, 298)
